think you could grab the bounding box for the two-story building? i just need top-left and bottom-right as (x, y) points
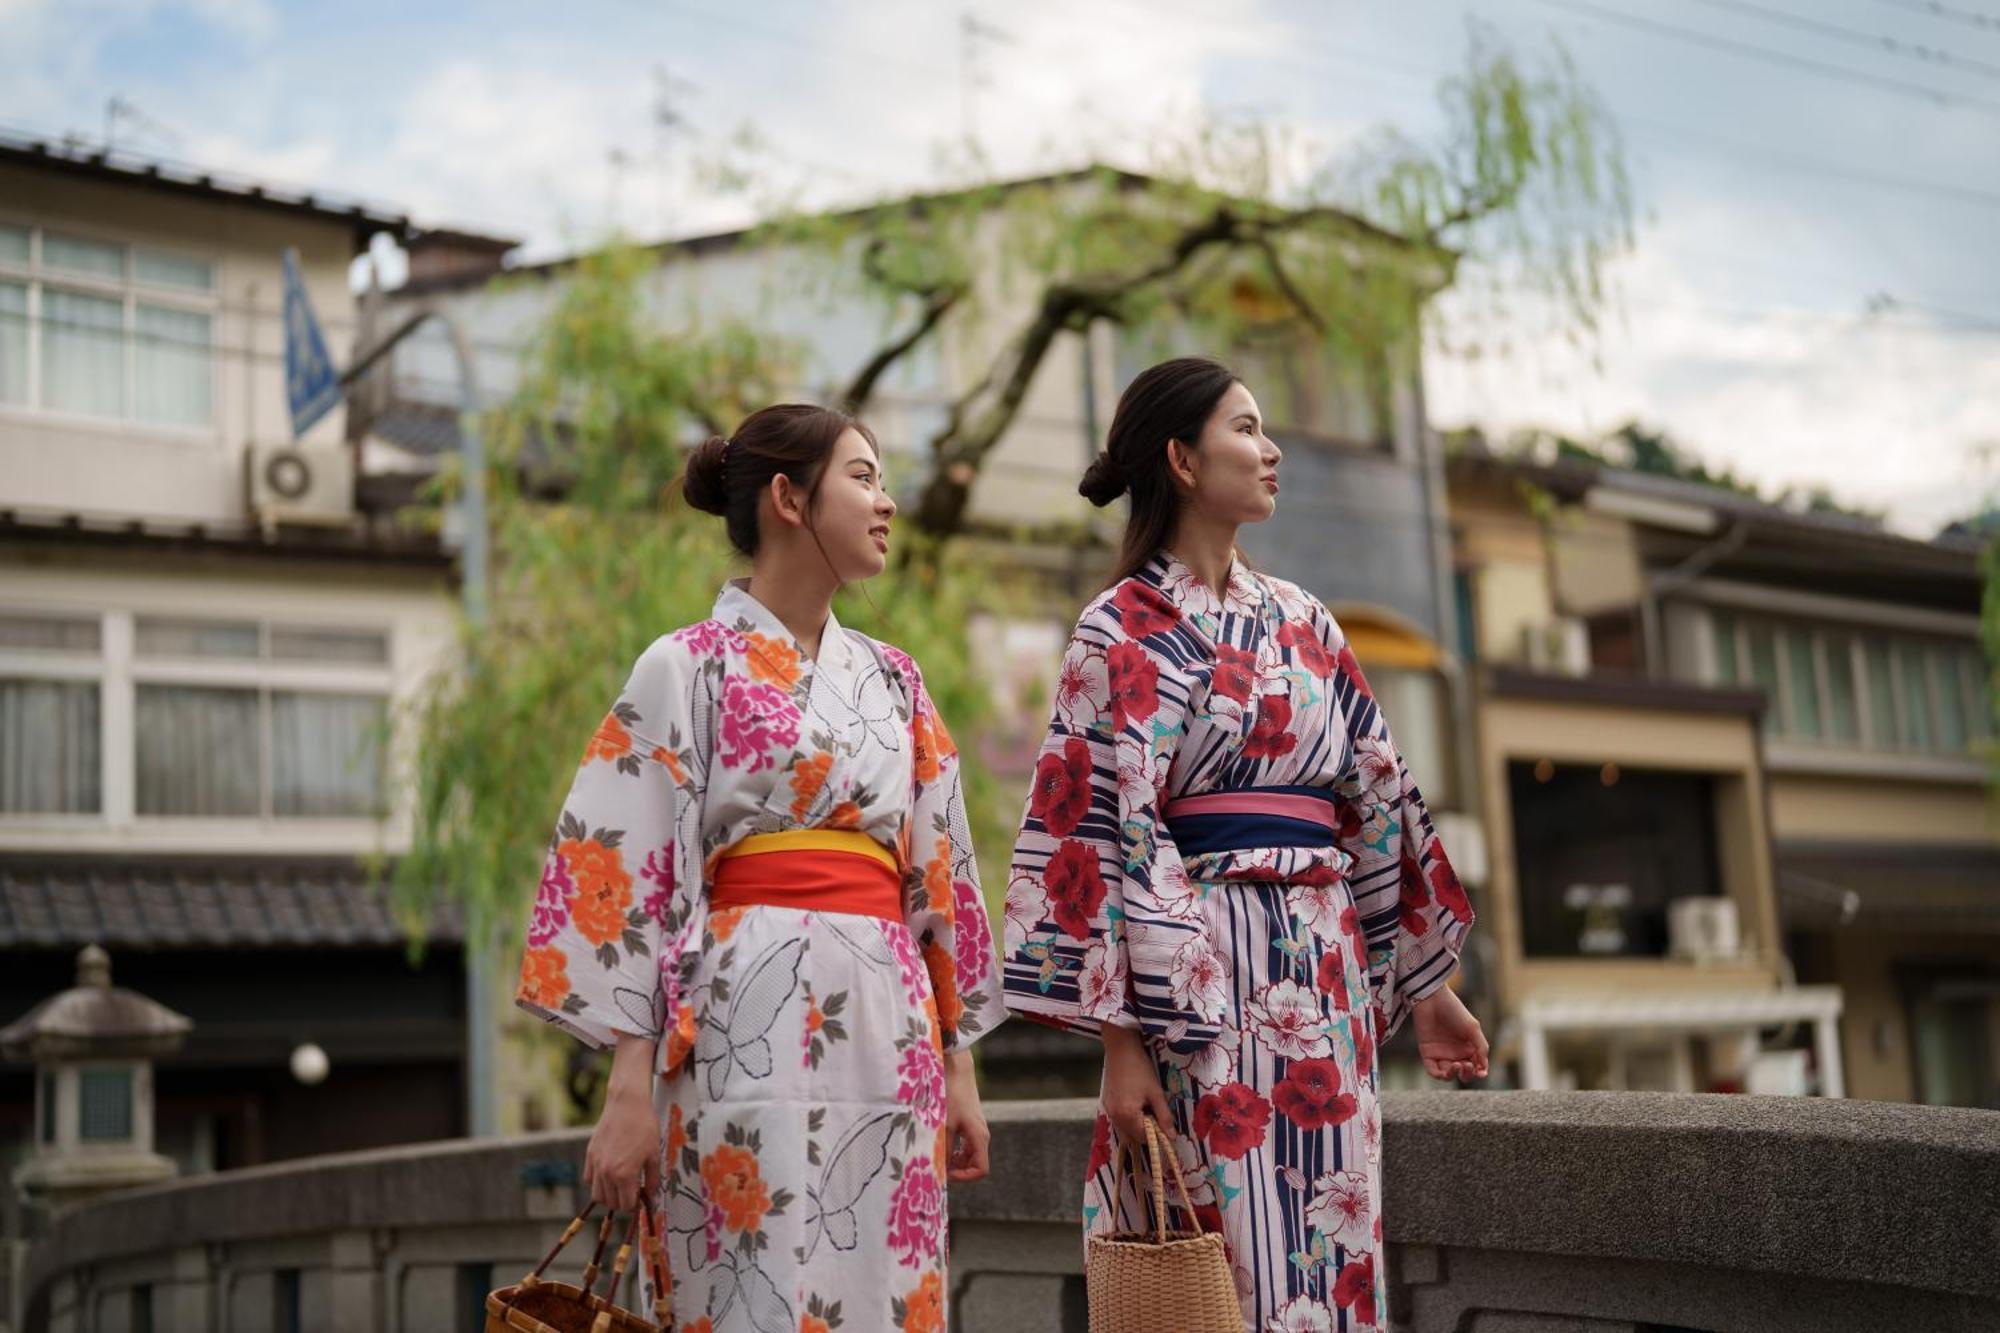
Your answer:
(0, 130), (478, 1180)
(1449, 442), (1997, 1104)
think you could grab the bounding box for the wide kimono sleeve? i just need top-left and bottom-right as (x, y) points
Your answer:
(897, 654), (1005, 1053)
(1317, 602), (1476, 1044)
(1002, 599), (1222, 1054)
(514, 635), (703, 1063)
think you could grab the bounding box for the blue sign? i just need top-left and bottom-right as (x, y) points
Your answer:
(282, 247), (341, 440)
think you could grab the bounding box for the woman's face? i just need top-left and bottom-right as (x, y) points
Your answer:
(805, 427), (897, 581)
(1178, 381), (1281, 525)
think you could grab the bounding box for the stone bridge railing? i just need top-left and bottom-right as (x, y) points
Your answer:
(18, 1092), (2000, 1333)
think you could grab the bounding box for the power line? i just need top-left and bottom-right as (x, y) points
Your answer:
(1684, 0), (2000, 83)
(1528, 0), (2000, 118)
(1868, 0), (2000, 32)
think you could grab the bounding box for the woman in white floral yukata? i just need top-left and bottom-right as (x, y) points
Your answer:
(1002, 358), (1489, 1333)
(515, 403), (1004, 1333)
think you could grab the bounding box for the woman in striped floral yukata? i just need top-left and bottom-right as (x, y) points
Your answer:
(1001, 357), (1488, 1332)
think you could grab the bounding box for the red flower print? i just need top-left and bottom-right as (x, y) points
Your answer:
(1429, 850), (1474, 924)
(1087, 1113), (1114, 1176)
(1333, 1253), (1377, 1324)
(1340, 905), (1362, 947)
(1192, 1082), (1272, 1160)
(1316, 949), (1351, 1010)
(1335, 644), (1374, 699)
(1277, 621), (1334, 678)
(1210, 643), (1256, 705)
(1352, 1024), (1375, 1084)
(1243, 694), (1298, 759)
(1106, 641), (1159, 730)
(1113, 580), (1180, 638)
(1272, 1058), (1357, 1131)
(1030, 736), (1094, 837)
(1042, 839), (1108, 940)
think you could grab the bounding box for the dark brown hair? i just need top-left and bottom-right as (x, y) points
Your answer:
(682, 404), (878, 557)
(1081, 356), (1242, 585)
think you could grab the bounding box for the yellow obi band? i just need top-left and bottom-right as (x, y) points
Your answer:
(712, 829), (902, 920)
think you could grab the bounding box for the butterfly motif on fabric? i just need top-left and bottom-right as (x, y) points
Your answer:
(693, 936), (806, 1099)
(801, 1110), (902, 1260)
(706, 1247), (793, 1333)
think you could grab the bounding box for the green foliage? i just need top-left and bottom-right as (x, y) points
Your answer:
(391, 246), (1029, 947)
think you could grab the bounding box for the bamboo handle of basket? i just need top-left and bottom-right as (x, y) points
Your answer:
(580, 1209), (617, 1295)
(524, 1205), (595, 1285)
(640, 1195), (673, 1327)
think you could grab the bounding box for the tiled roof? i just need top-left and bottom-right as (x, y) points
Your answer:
(0, 856), (460, 950)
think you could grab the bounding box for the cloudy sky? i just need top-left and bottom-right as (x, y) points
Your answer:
(7, 0), (1997, 535)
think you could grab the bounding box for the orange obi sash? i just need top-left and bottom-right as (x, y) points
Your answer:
(711, 830), (903, 920)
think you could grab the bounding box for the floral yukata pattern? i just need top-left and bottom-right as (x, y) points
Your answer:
(1001, 551), (1474, 1332)
(517, 580), (1002, 1333)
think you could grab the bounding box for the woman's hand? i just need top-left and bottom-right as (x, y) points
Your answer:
(1100, 1022), (1172, 1149)
(1412, 986), (1489, 1083)
(584, 1033), (660, 1212)
(943, 1048), (991, 1183)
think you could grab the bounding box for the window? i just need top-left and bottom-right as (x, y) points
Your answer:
(78, 1067), (134, 1141)
(135, 617), (389, 818)
(1909, 975), (1998, 1109)
(0, 222), (215, 427)
(0, 610), (392, 822)
(1711, 609), (1988, 759)
(1510, 761), (1724, 959)
(0, 613), (104, 815)
(39, 1070), (57, 1144)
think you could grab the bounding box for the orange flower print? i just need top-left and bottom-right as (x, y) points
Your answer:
(790, 752), (832, 821)
(700, 1142), (772, 1233)
(667, 1103), (688, 1163)
(897, 1272), (944, 1333)
(923, 838), (951, 911)
(560, 837), (633, 947)
(585, 712), (633, 764)
(516, 945), (570, 1009)
(806, 998), (825, 1036)
(679, 1319), (712, 1333)
(664, 1007), (696, 1075)
(929, 707), (957, 762)
(911, 710), (941, 784)
(923, 942), (962, 1034)
(744, 632), (803, 692)
(800, 1318), (829, 1333)
(650, 744), (689, 787)
(826, 800), (863, 830)
(708, 906), (748, 944)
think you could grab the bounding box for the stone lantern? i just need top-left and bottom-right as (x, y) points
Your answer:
(1, 944), (191, 1209)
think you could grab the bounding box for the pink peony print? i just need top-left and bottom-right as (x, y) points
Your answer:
(884, 922), (930, 1003)
(717, 676), (801, 773)
(639, 846), (674, 926)
(953, 879), (992, 986)
(527, 853), (575, 948)
(672, 619), (741, 661)
(897, 1044), (947, 1129)
(886, 1157), (945, 1267)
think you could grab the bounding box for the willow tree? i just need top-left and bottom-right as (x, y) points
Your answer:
(725, 26), (1632, 537)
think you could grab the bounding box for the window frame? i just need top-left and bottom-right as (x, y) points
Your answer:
(0, 215), (219, 436)
(0, 606), (395, 830)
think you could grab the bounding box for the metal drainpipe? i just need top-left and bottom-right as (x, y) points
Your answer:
(1641, 519), (1750, 678)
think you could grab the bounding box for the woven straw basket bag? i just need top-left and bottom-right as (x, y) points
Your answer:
(1086, 1116), (1243, 1332)
(487, 1199), (670, 1333)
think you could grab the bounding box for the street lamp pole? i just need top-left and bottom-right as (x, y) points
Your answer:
(342, 308), (496, 1138)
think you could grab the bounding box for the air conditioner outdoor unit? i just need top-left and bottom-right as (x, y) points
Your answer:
(247, 443), (354, 526)
(1668, 897), (1742, 963)
(1521, 618), (1589, 675)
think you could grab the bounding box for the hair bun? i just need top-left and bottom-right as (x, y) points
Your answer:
(1079, 451), (1127, 507)
(682, 435), (731, 515)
